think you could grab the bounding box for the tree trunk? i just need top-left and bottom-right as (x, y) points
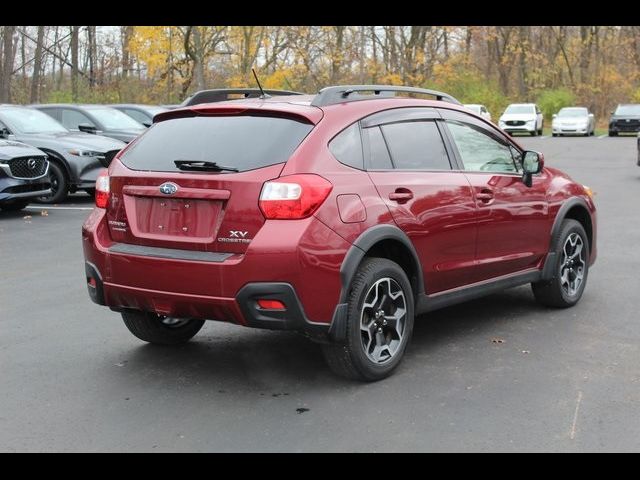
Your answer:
(192, 27), (205, 90)
(1, 26), (16, 102)
(71, 26), (79, 101)
(30, 25), (45, 103)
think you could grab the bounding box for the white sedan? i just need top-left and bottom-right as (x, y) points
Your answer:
(464, 104), (492, 122)
(552, 107), (595, 137)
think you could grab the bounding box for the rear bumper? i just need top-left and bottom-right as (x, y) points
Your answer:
(82, 208), (351, 341)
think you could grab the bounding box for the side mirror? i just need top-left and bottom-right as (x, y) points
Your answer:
(522, 151), (544, 187)
(78, 123), (97, 134)
(0, 127), (10, 138)
(588, 113), (594, 118)
(552, 114), (557, 119)
(142, 121), (152, 128)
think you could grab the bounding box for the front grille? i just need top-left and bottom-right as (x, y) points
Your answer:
(8, 156), (47, 178)
(506, 120), (525, 126)
(614, 119), (640, 131)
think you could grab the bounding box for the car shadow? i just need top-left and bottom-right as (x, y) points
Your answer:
(117, 285), (545, 388)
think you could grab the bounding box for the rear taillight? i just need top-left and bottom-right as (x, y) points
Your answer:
(259, 174), (332, 219)
(95, 170), (110, 209)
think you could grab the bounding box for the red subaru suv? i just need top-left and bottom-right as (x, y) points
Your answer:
(82, 85), (597, 381)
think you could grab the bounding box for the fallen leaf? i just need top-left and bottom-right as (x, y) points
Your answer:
(23, 215), (32, 220)
(296, 408), (310, 414)
(522, 350), (530, 354)
(114, 360), (128, 367)
(491, 338), (505, 344)
(40, 210), (48, 216)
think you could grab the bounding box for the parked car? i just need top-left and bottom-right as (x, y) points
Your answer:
(0, 105), (125, 203)
(552, 107), (595, 137)
(608, 104), (640, 136)
(110, 104), (169, 128)
(498, 103), (544, 136)
(179, 88), (303, 107)
(82, 85), (597, 381)
(637, 132), (640, 166)
(0, 139), (50, 211)
(32, 104), (146, 143)
(463, 104), (492, 122)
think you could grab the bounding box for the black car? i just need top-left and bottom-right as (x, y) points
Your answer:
(0, 140), (50, 212)
(110, 104), (168, 128)
(31, 104), (146, 143)
(179, 88), (303, 107)
(609, 104), (640, 136)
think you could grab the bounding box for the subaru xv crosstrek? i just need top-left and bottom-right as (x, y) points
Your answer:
(82, 85), (597, 381)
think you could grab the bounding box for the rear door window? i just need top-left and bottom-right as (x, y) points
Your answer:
(119, 114), (314, 172)
(381, 121), (451, 170)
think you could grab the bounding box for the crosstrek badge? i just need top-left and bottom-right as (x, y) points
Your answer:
(218, 231), (251, 243)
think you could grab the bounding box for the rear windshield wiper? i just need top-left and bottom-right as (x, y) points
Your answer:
(174, 160), (239, 172)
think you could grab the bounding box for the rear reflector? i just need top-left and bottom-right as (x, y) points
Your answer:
(259, 174), (332, 219)
(256, 299), (286, 310)
(95, 170), (110, 209)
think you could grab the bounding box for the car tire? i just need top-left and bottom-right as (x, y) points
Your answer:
(85, 188), (95, 198)
(530, 128), (537, 136)
(121, 310), (205, 345)
(552, 133), (557, 137)
(321, 258), (415, 382)
(609, 131), (618, 137)
(37, 161), (68, 204)
(532, 219), (589, 308)
(538, 125), (543, 135)
(0, 200), (29, 211)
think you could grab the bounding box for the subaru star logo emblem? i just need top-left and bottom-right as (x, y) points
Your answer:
(159, 182), (178, 195)
(27, 158), (37, 170)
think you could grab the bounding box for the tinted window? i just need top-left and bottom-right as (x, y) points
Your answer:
(61, 109), (95, 130)
(364, 126), (393, 169)
(120, 115), (314, 172)
(381, 121), (450, 170)
(446, 120), (519, 173)
(329, 123), (363, 169)
(614, 105), (640, 115)
(123, 109), (150, 124)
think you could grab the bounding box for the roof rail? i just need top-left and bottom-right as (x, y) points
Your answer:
(181, 88), (304, 107)
(310, 85), (462, 107)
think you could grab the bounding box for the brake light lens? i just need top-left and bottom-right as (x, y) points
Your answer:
(259, 174), (332, 219)
(95, 170), (110, 209)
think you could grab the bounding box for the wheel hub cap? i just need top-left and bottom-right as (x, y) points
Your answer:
(560, 233), (586, 297)
(360, 278), (407, 364)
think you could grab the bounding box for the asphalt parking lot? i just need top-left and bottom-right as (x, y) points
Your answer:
(1, 134), (639, 452)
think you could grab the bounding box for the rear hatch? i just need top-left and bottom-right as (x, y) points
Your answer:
(106, 106), (318, 254)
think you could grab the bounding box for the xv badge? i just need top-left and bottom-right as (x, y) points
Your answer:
(229, 231), (248, 238)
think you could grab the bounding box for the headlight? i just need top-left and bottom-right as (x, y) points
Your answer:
(526, 119), (535, 124)
(68, 149), (103, 157)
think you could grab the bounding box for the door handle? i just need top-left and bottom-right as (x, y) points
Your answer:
(476, 189), (494, 203)
(389, 189), (414, 203)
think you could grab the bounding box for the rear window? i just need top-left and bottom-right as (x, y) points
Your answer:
(119, 114), (314, 172)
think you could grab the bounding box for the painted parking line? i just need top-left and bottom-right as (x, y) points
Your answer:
(26, 205), (94, 211)
(597, 134), (608, 139)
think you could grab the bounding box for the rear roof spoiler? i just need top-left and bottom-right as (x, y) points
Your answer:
(181, 88), (304, 107)
(310, 85), (462, 107)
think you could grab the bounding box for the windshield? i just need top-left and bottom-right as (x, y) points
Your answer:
(465, 105), (481, 114)
(558, 108), (588, 117)
(0, 107), (68, 134)
(504, 105), (535, 115)
(119, 114), (314, 172)
(84, 107), (145, 130)
(615, 104), (640, 116)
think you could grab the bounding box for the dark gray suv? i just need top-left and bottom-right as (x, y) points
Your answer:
(110, 104), (168, 127)
(32, 104), (146, 143)
(0, 105), (125, 203)
(0, 140), (50, 211)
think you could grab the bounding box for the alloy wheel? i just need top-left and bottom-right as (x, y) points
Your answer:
(360, 277), (407, 364)
(560, 233), (586, 297)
